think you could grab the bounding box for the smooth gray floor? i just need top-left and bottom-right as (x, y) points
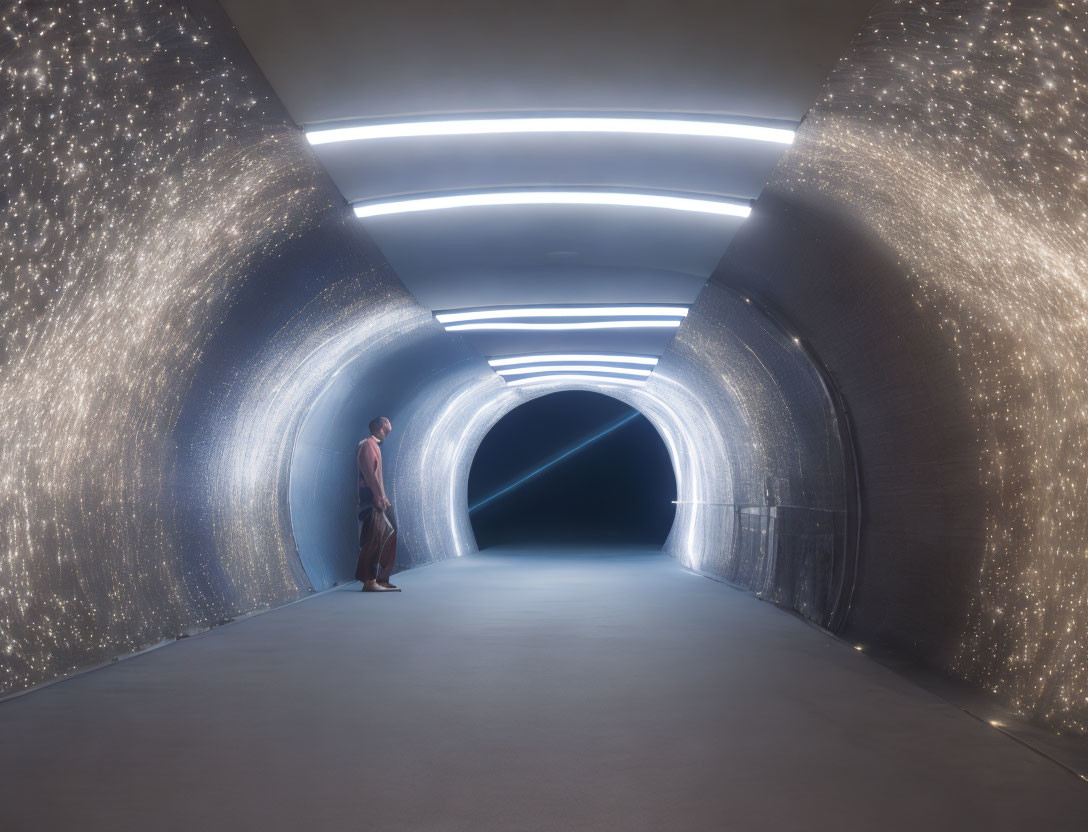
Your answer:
(2, 547), (1087, 831)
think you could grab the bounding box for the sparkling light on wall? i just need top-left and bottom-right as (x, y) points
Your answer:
(0, 0), (330, 693)
(776, 0), (1088, 730)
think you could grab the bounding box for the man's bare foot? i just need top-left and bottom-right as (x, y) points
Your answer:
(362, 580), (394, 592)
(378, 581), (400, 590)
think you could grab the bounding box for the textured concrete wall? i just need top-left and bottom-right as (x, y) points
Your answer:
(716, 0), (1088, 732)
(713, 195), (983, 663)
(662, 283), (852, 626)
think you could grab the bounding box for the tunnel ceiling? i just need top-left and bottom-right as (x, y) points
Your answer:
(217, 0), (875, 367)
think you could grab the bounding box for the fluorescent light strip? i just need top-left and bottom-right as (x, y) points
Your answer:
(506, 374), (646, 387)
(497, 365), (653, 377)
(445, 320), (683, 332)
(488, 354), (659, 367)
(307, 117), (794, 146)
(436, 305), (687, 323)
(354, 191), (750, 219)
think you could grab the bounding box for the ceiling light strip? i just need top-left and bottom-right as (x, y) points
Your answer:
(488, 354), (659, 367)
(307, 117), (794, 146)
(506, 374), (647, 387)
(496, 365), (653, 377)
(444, 320), (683, 332)
(436, 305), (688, 323)
(353, 191), (751, 219)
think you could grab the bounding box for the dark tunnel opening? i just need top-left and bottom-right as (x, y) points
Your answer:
(467, 391), (676, 548)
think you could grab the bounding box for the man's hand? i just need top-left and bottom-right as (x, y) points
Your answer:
(378, 496), (392, 512)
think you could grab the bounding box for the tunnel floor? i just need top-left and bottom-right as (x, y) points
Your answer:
(2, 547), (1086, 831)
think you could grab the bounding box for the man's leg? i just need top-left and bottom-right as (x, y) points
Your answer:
(376, 529), (397, 586)
(354, 543), (376, 583)
(355, 508), (382, 584)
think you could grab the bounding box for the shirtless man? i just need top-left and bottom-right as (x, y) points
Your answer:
(355, 416), (400, 592)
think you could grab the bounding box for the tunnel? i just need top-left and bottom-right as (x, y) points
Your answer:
(3, 0), (1088, 829)
(277, 274), (852, 623)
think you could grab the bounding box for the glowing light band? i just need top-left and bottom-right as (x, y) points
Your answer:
(306, 117), (795, 146)
(505, 374), (646, 387)
(487, 354), (659, 367)
(436, 306), (688, 323)
(353, 191), (751, 219)
(496, 365), (653, 377)
(445, 320), (683, 332)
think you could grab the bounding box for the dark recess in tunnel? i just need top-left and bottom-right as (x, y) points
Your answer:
(712, 191), (985, 668)
(467, 391), (676, 548)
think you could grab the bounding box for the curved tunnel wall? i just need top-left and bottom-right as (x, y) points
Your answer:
(0, 1), (345, 692)
(663, 283), (853, 623)
(714, 1), (1088, 731)
(287, 318), (480, 589)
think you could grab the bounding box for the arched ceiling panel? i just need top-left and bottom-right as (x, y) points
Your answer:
(360, 205), (734, 300)
(312, 132), (788, 203)
(218, 0), (875, 124)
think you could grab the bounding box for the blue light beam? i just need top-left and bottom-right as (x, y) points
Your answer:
(469, 410), (642, 513)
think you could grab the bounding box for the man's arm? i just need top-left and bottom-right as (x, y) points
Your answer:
(358, 440), (389, 509)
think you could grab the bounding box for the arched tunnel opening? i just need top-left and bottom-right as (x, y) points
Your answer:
(466, 391), (676, 548)
(5, 0), (1088, 827)
(281, 280), (853, 627)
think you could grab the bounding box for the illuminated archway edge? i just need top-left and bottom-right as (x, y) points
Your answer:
(394, 368), (733, 573)
(250, 297), (738, 589)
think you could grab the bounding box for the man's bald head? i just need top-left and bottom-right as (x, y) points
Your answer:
(369, 417), (391, 438)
